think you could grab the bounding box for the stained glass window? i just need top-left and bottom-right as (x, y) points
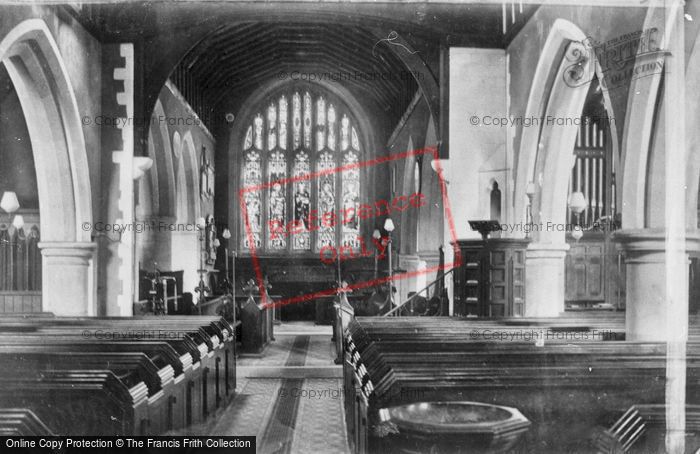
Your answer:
(292, 92), (301, 150)
(340, 115), (350, 151)
(327, 104), (337, 151)
(244, 126), (253, 150)
(240, 88), (363, 254)
(351, 127), (359, 151)
(341, 151), (360, 249)
(292, 151), (311, 250)
(268, 151), (287, 249)
(316, 96), (326, 151)
(254, 115), (263, 150)
(279, 96), (288, 150)
(317, 151), (336, 250)
(303, 92), (312, 149)
(242, 149), (262, 250)
(267, 104), (277, 150)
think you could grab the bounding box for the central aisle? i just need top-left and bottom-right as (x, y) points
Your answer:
(212, 322), (350, 454)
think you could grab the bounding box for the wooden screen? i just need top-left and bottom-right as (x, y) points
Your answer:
(0, 214), (41, 313)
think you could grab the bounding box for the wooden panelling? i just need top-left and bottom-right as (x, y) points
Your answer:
(454, 239), (529, 317)
(0, 292), (41, 314)
(0, 213), (42, 314)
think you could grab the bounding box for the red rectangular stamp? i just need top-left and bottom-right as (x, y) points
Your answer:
(237, 145), (460, 308)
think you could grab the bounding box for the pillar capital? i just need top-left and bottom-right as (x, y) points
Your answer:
(38, 241), (96, 259)
(613, 228), (700, 260)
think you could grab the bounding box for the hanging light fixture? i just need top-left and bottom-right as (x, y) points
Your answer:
(568, 191), (587, 241)
(11, 214), (24, 230)
(571, 225), (584, 242)
(568, 191), (587, 214)
(383, 218), (395, 232)
(0, 191), (20, 213)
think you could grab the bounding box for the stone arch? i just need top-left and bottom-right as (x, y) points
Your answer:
(181, 131), (201, 223)
(619, 8), (666, 229)
(399, 136), (419, 255)
(512, 19), (599, 316)
(513, 19), (588, 232)
(0, 19), (93, 242)
(534, 48), (593, 245)
(146, 129), (161, 216)
(0, 19), (95, 314)
(689, 32), (700, 229)
(173, 131), (188, 223)
(150, 100), (177, 218)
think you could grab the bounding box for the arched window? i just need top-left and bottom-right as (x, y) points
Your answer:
(239, 86), (363, 253)
(490, 182), (501, 222)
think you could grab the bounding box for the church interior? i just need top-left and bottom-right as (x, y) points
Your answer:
(0, 0), (699, 452)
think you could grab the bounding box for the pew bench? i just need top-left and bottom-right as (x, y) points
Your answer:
(0, 370), (149, 435)
(343, 317), (700, 453)
(0, 316), (237, 436)
(0, 316), (237, 412)
(0, 408), (55, 436)
(0, 351), (178, 434)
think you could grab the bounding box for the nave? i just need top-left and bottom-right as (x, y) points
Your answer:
(189, 323), (350, 454)
(1, 1), (700, 453)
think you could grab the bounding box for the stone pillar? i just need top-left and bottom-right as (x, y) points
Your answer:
(39, 242), (96, 316)
(171, 229), (201, 295)
(614, 229), (695, 342)
(524, 242), (568, 317)
(397, 254), (427, 309)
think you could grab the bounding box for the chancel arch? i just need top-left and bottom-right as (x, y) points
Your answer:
(0, 18), (95, 315)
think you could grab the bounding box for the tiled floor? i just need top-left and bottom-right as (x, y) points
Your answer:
(211, 322), (350, 454)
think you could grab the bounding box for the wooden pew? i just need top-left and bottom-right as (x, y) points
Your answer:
(0, 315), (237, 415)
(0, 336), (200, 430)
(343, 317), (699, 453)
(0, 315), (237, 435)
(0, 409), (55, 436)
(0, 342), (191, 433)
(0, 351), (177, 434)
(0, 370), (149, 435)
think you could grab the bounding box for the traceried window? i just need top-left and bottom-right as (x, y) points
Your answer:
(240, 87), (363, 253)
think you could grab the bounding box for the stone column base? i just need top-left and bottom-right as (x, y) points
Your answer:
(39, 241), (96, 316)
(525, 242), (569, 317)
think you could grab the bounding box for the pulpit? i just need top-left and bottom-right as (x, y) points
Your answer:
(453, 238), (529, 317)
